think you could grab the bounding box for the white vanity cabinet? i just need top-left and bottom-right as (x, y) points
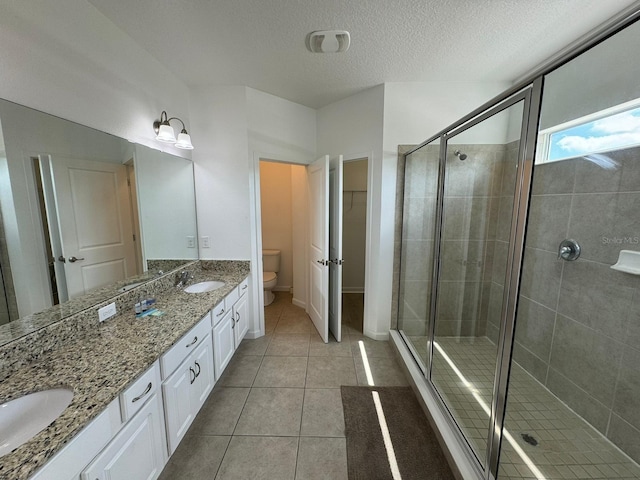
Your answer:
(212, 277), (250, 379)
(161, 313), (215, 456)
(213, 309), (235, 377)
(80, 392), (167, 480)
(78, 360), (166, 480)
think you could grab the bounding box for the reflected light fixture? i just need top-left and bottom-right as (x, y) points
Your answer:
(153, 111), (194, 150)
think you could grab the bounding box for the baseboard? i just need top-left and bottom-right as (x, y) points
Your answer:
(292, 298), (306, 309)
(363, 329), (389, 341)
(245, 329), (262, 340)
(342, 287), (364, 293)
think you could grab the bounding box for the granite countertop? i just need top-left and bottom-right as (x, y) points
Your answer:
(0, 263), (250, 480)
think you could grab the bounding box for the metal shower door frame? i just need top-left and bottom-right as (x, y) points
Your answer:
(423, 84), (543, 479)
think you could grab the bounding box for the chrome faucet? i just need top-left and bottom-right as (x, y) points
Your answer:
(174, 270), (193, 288)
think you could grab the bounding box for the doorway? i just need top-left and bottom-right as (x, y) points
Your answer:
(341, 158), (368, 334)
(258, 160), (307, 331)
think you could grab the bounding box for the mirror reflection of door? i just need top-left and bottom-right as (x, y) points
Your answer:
(37, 155), (140, 300)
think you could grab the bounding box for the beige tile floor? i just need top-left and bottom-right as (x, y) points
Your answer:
(159, 292), (409, 480)
(406, 335), (640, 479)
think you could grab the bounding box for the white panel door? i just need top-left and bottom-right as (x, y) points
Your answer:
(307, 155), (329, 343)
(81, 393), (167, 480)
(233, 294), (249, 346)
(191, 335), (215, 410)
(329, 156), (344, 342)
(213, 310), (235, 379)
(50, 156), (137, 297)
(162, 359), (196, 455)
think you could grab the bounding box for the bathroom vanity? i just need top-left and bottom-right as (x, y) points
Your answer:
(0, 261), (251, 480)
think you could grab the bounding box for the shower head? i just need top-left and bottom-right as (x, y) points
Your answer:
(454, 150), (468, 161)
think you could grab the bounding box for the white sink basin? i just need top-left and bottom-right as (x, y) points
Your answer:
(0, 388), (73, 457)
(184, 281), (225, 294)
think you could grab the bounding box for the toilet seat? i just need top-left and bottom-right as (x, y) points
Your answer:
(263, 271), (277, 283)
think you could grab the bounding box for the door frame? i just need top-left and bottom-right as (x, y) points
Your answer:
(248, 151), (310, 339)
(248, 150), (374, 340)
(342, 152), (373, 337)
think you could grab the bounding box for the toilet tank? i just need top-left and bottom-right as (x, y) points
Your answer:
(262, 249), (281, 273)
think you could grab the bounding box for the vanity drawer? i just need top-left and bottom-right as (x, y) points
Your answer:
(161, 312), (212, 379)
(120, 360), (161, 423)
(224, 287), (239, 311)
(212, 301), (227, 327)
(238, 277), (249, 298)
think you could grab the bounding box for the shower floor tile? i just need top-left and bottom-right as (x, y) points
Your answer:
(405, 335), (640, 479)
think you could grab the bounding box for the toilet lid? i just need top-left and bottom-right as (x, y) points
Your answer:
(263, 271), (277, 282)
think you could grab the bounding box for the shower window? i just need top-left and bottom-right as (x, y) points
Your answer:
(536, 101), (640, 164)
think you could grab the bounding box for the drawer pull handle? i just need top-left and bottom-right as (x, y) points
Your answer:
(131, 382), (152, 403)
(194, 361), (201, 378)
(216, 308), (225, 317)
(186, 336), (198, 348)
(242, 284), (248, 290)
(189, 367), (196, 384)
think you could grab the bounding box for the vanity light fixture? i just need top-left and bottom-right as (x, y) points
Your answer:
(153, 111), (194, 150)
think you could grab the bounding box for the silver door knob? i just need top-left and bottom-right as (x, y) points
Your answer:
(68, 256), (85, 263)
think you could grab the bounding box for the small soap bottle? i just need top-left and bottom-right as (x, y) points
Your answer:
(141, 297), (148, 312)
(135, 299), (142, 315)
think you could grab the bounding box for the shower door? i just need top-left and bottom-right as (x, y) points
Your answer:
(397, 139), (440, 369)
(429, 96), (528, 470)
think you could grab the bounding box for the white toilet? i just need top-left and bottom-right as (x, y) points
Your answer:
(262, 249), (281, 306)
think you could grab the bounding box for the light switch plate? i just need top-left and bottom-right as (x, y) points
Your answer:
(201, 236), (210, 248)
(98, 302), (117, 322)
(187, 236), (196, 248)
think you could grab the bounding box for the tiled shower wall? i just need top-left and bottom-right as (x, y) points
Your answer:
(395, 142), (640, 460)
(395, 143), (513, 337)
(505, 145), (640, 461)
(395, 144), (439, 336)
(438, 142), (515, 338)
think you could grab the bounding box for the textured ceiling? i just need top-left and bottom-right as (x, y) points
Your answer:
(87, 0), (637, 109)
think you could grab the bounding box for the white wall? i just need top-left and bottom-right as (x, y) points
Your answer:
(190, 86), (251, 260)
(0, 0), (191, 158)
(317, 85), (385, 338)
(259, 161), (293, 290)
(247, 88), (317, 165)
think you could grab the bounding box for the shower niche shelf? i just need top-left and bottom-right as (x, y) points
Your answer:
(610, 250), (640, 275)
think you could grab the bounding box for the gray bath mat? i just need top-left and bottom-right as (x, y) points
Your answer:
(341, 386), (455, 480)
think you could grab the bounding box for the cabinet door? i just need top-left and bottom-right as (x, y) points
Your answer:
(191, 335), (215, 410)
(162, 358), (197, 455)
(81, 393), (167, 480)
(213, 310), (235, 379)
(233, 294), (249, 347)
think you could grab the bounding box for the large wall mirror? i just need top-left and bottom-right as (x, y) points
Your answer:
(0, 98), (198, 343)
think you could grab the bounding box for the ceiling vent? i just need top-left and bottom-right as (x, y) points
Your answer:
(306, 30), (350, 53)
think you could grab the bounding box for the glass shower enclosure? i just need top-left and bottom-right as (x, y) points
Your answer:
(396, 12), (640, 480)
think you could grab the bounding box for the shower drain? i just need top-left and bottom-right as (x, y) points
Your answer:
(521, 433), (538, 446)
